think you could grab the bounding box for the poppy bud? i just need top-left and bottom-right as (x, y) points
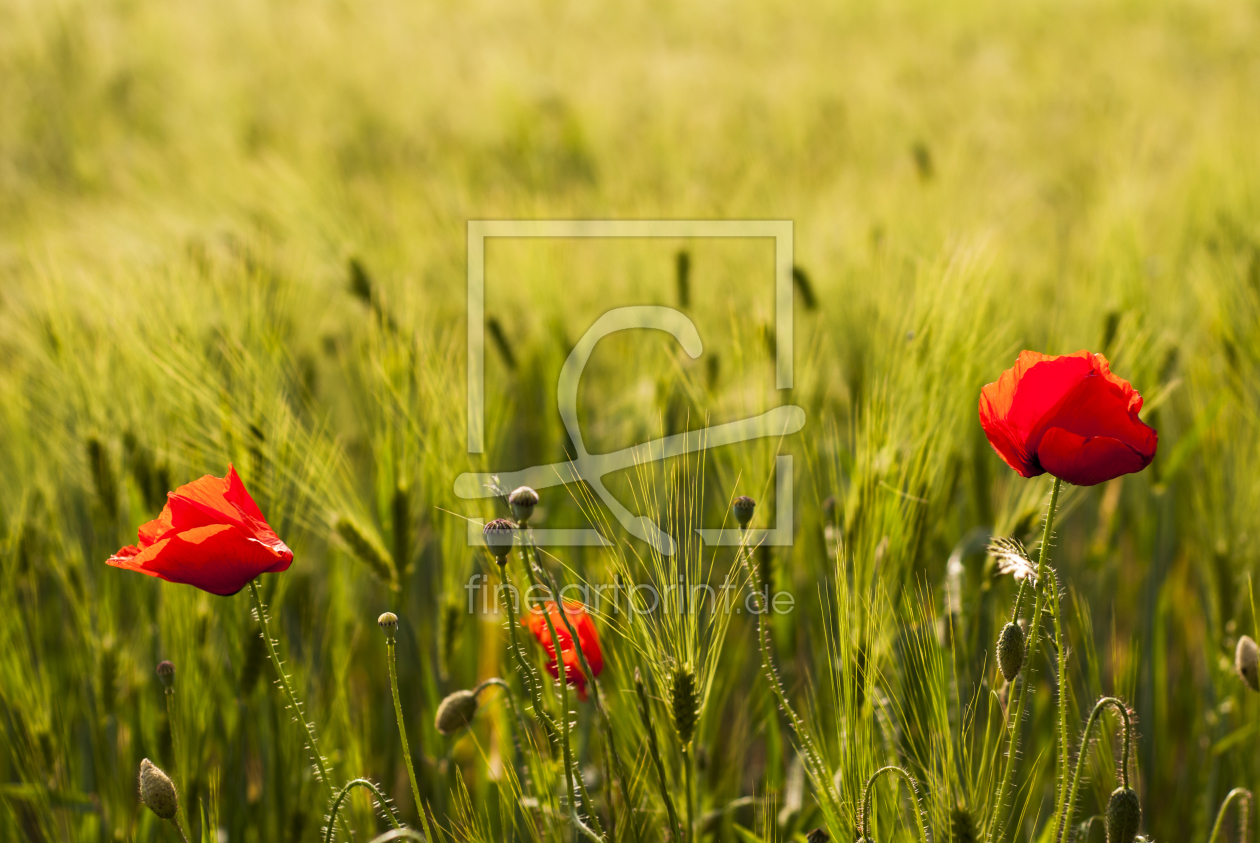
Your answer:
(806, 830), (830, 843)
(671, 663), (698, 746)
(509, 486), (539, 523)
(1105, 787), (1141, 843)
(733, 496), (756, 529)
(435, 689), (479, 735)
(483, 519), (516, 562)
(156, 660), (175, 689)
(1236, 635), (1259, 691)
(138, 758), (179, 820)
(997, 622), (1025, 681)
(378, 612), (398, 642)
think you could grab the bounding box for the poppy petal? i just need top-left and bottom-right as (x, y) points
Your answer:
(107, 524), (291, 596)
(1036, 427), (1155, 486)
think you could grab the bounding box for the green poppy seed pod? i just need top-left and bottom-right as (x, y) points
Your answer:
(806, 829), (831, 843)
(1236, 635), (1259, 691)
(997, 622), (1026, 681)
(138, 758), (179, 820)
(483, 518), (516, 563)
(733, 496), (756, 529)
(671, 664), (699, 746)
(508, 486), (539, 523)
(1105, 787), (1141, 843)
(156, 660), (175, 689)
(378, 612), (398, 642)
(435, 689), (479, 735)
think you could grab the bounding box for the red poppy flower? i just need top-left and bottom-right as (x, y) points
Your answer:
(525, 600), (604, 701)
(107, 465), (293, 595)
(979, 350), (1158, 486)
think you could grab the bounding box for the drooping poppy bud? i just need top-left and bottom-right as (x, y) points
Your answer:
(733, 496), (756, 529)
(435, 689), (479, 735)
(1236, 635), (1260, 691)
(1105, 787), (1141, 843)
(997, 622), (1025, 681)
(508, 486), (539, 524)
(979, 351), (1158, 486)
(139, 758), (179, 820)
(483, 519), (516, 563)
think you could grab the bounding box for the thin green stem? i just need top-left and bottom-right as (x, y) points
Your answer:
(249, 580), (354, 842)
(535, 558), (641, 843)
(990, 476), (1061, 843)
(1046, 570), (1071, 837)
(682, 743), (695, 843)
(163, 689), (190, 835)
(170, 817), (191, 843)
(499, 562), (556, 741)
(386, 637), (438, 843)
(635, 669), (685, 841)
(323, 778), (405, 843)
(247, 580), (335, 795)
(858, 765), (933, 843)
(474, 677), (533, 799)
(1055, 696), (1133, 843)
(1208, 788), (1253, 843)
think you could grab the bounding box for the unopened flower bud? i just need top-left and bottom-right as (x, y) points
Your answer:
(997, 622), (1025, 682)
(483, 519), (516, 563)
(509, 486), (539, 524)
(435, 689), (480, 735)
(1236, 635), (1259, 691)
(806, 829), (830, 843)
(156, 661), (175, 689)
(733, 496), (756, 529)
(138, 758), (179, 820)
(378, 612), (398, 642)
(1105, 787), (1141, 843)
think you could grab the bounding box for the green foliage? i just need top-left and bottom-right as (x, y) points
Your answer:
(2, 0), (1260, 841)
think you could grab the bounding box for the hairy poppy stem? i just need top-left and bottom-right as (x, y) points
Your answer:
(990, 475), (1061, 843)
(858, 765), (933, 843)
(1207, 788), (1253, 843)
(384, 628), (438, 843)
(1055, 696), (1134, 843)
(323, 779), (403, 843)
(247, 579), (352, 841)
(1046, 569), (1071, 838)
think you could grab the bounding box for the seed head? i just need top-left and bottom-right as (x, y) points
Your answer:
(1105, 787), (1141, 843)
(1236, 635), (1260, 691)
(509, 486), (539, 523)
(733, 496), (756, 529)
(806, 829), (831, 843)
(138, 758), (179, 820)
(997, 622), (1025, 681)
(156, 661), (175, 689)
(435, 689), (480, 735)
(378, 612), (398, 642)
(483, 518), (517, 562)
(671, 663), (699, 746)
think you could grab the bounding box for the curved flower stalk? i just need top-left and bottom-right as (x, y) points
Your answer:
(634, 667), (685, 842)
(1055, 696), (1135, 843)
(378, 613), (438, 843)
(1207, 788), (1253, 843)
(322, 778), (404, 843)
(858, 766), (933, 843)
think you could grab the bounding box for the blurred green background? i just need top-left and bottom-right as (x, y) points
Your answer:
(2, 0), (1260, 840)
